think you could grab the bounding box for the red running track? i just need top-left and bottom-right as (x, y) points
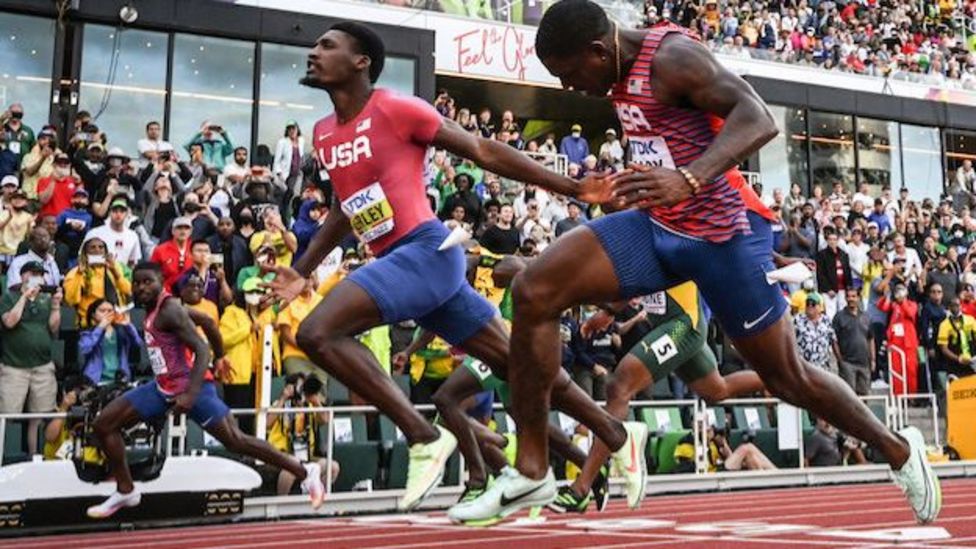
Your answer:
(5, 478), (976, 549)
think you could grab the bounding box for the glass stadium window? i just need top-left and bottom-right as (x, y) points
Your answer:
(944, 129), (976, 187)
(0, 13), (55, 133)
(170, 34), (254, 161)
(809, 111), (856, 195)
(79, 25), (168, 154)
(900, 124), (943, 201)
(758, 105), (808, 197)
(256, 42), (416, 162)
(855, 117), (901, 195)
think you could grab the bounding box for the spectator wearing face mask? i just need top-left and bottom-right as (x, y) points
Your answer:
(37, 153), (81, 219)
(877, 281), (919, 396)
(0, 261), (61, 455)
(559, 124), (589, 166)
(63, 236), (132, 329)
(938, 297), (976, 380)
(0, 103), (34, 162)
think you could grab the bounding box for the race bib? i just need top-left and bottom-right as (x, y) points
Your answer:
(468, 359), (493, 383)
(650, 334), (679, 364)
(341, 182), (394, 242)
(645, 292), (667, 315)
(148, 346), (168, 376)
(628, 136), (676, 170)
(893, 323), (905, 338)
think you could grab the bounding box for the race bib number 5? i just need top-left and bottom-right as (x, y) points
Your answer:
(341, 182), (395, 242)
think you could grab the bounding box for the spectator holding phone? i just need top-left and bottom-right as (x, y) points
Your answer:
(136, 121), (171, 168)
(87, 198), (142, 268)
(78, 298), (142, 385)
(207, 217), (251, 285)
(236, 243), (277, 290)
(150, 216), (194, 289)
(63, 236), (132, 328)
(223, 146), (250, 190)
(0, 261), (61, 455)
(0, 189), (33, 268)
(185, 120), (234, 171)
(249, 207), (296, 268)
(174, 239), (232, 309)
(20, 128), (59, 199)
(142, 172), (183, 242)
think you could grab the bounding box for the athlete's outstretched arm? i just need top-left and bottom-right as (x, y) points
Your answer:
(433, 118), (612, 205)
(613, 35), (778, 209)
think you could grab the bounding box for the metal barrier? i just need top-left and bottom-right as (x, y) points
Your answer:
(0, 390), (942, 493)
(524, 152), (568, 176)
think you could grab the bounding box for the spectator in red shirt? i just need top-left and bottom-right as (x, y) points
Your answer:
(37, 152), (80, 218)
(149, 216), (193, 289)
(961, 284), (976, 318)
(878, 283), (920, 396)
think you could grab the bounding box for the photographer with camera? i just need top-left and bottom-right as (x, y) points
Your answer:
(877, 260), (920, 396)
(185, 120), (235, 172)
(43, 376), (106, 462)
(267, 374), (339, 496)
(0, 261), (62, 455)
(63, 236), (132, 329)
(805, 417), (867, 467)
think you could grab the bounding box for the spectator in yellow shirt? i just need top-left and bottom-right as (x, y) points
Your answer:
(267, 375), (340, 495)
(219, 289), (258, 434)
(177, 273), (219, 334)
(277, 278), (324, 383)
(249, 207), (296, 268)
(63, 235), (132, 328)
(937, 297), (976, 379)
(0, 189), (33, 265)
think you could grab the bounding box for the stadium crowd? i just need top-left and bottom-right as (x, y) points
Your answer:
(0, 84), (970, 482)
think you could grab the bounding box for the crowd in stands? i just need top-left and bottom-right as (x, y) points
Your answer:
(656, 0), (976, 86)
(0, 86), (968, 488)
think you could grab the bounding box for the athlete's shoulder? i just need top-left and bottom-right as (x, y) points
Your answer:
(312, 114), (337, 140)
(373, 88), (437, 117)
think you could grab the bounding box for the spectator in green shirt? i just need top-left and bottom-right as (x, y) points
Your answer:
(0, 261), (62, 455)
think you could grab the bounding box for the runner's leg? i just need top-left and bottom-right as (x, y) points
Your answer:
(206, 415), (306, 478)
(92, 396), (144, 494)
(432, 368), (492, 488)
(296, 279), (439, 445)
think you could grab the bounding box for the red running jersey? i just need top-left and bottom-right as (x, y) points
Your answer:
(145, 292), (213, 395)
(610, 24), (750, 242)
(312, 88), (442, 255)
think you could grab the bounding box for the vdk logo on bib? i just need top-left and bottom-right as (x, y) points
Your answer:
(342, 182), (395, 242)
(629, 136), (676, 170)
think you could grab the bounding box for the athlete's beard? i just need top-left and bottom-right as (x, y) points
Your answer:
(299, 75), (330, 90)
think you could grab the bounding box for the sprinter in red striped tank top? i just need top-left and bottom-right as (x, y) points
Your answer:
(453, 0), (940, 526)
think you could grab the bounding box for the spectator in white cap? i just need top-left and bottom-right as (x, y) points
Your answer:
(0, 174), (18, 208)
(598, 128), (624, 171)
(0, 189), (32, 268)
(136, 120), (172, 168)
(150, 215), (194, 289)
(865, 220), (881, 246)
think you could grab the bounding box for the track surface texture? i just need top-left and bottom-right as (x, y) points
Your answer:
(6, 478), (976, 548)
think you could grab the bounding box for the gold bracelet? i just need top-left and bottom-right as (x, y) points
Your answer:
(677, 167), (701, 196)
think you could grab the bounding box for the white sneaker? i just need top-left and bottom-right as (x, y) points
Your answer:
(398, 425), (457, 511)
(892, 426), (942, 524)
(86, 490), (142, 519)
(448, 466), (556, 525)
(300, 462), (326, 509)
(611, 421), (649, 509)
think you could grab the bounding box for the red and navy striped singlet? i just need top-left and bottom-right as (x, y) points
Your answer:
(145, 291), (212, 395)
(610, 24), (751, 242)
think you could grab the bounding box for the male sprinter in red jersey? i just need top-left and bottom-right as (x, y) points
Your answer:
(267, 21), (645, 513)
(452, 0), (939, 525)
(87, 263), (323, 519)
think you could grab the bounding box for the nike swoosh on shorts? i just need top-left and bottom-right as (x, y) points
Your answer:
(743, 306), (775, 330)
